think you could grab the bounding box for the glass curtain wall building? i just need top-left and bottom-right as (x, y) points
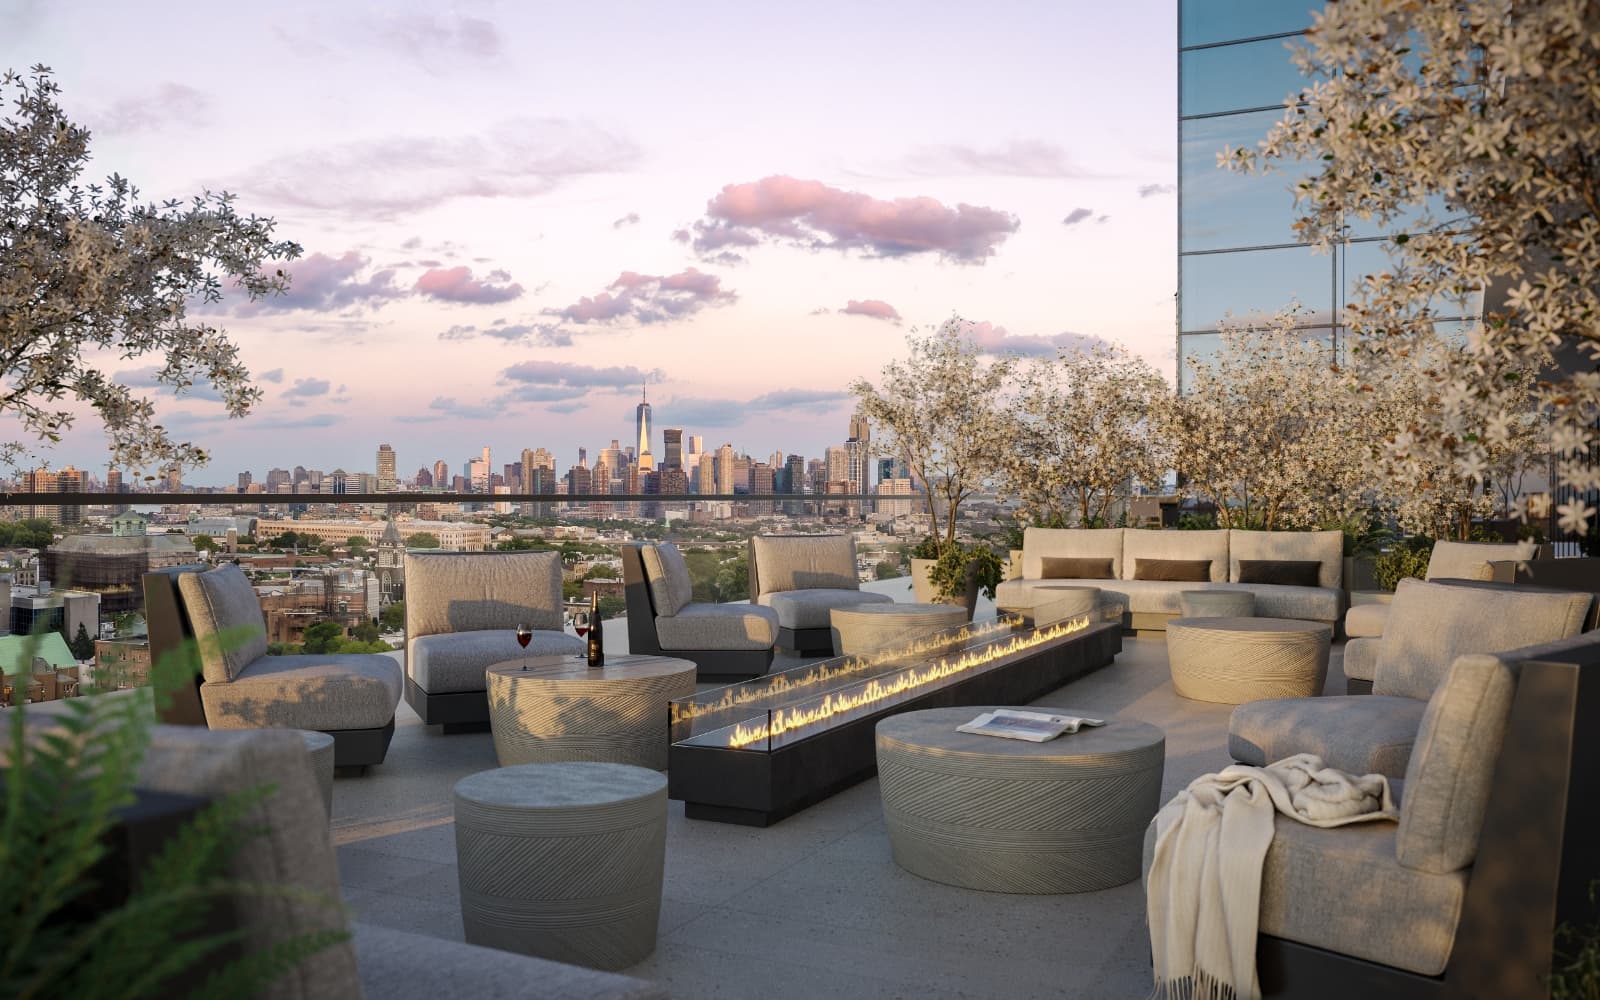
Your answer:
(1176, 1), (1479, 390)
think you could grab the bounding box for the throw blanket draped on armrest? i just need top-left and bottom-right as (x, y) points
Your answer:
(1146, 753), (1398, 1000)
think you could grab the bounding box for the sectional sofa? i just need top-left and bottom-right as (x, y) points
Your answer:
(994, 527), (1344, 633)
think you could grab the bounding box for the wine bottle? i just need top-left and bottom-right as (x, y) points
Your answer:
(586, 590), (604, 667)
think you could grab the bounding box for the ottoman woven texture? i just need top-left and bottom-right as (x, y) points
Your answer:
(454, 762), (667, 970)
(1166, 616), (1332, 704)
(876, 706), (1165, 893)
(829, 602), (969, 655)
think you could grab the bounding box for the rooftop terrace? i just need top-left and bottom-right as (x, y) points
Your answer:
(329, 586), (1344, 999)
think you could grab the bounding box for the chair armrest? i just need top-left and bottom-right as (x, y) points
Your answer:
(1344, 636), (1380, 683)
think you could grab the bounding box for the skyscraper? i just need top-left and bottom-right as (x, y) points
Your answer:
(662, 428), (683, 470)
(432, 460), (450, 491)
(467, 455), (489, 493)
(715, 444), (736, 497)
(376, 444), (397, 493)
(635, 385), (654, 472)
(697, 453), (715, 496)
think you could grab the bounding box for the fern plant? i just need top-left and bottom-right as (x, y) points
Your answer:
(0, 626), (349, 998)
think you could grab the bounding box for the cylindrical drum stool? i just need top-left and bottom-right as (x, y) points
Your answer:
(299, 730), (335, 818)
(1030, 586), (1102, 627)
(454, 762), (667, 970)
(876, 707), (1165, 893)
(1167, 616), (1333, 703)
(830, 602), (969, 655)
(1178, 590), (1256, 618)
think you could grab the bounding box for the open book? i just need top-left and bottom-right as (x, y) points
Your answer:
(957, 709), (1106, 743)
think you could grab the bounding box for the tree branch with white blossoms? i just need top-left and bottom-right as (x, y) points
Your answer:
(998, 342), (1170, 527)
(1, 65), (301, 477)
(850, 316), (1017, 553)
(1219, 0), (1599, 535)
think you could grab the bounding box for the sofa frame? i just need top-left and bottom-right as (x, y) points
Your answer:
(621, 544), (774, 680)
(141, 567), (396, 772)
(1255, 643), (1600, 997)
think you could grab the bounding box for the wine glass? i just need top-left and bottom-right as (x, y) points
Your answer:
(572, 609), (591, 660)
(515, 622), (533, 670)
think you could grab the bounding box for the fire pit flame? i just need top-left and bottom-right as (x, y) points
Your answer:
(725, 616), (1091, 748)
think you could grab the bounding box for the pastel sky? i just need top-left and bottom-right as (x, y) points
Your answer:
(5, 0), (1178, 485)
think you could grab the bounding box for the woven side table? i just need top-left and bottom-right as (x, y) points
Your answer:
(486, 654), (696, 770)
(1166, 616), (1333, 704)
(876, 706), (1164, 893)
(299, 730), (335, 817)
(829, 602), (969, 655)
(1178, 590), (1255, 618)
(454, 762), (667, 970)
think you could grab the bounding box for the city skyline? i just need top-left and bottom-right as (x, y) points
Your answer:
(5, 1), (1180, 479)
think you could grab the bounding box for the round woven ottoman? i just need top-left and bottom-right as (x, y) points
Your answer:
(830, 602), (969, 655)
(454, 762), (667, 970)
(299, 730), (335, 817)
(486, 654), (696, 770)
(1028, 586), (1102, 627)
(876, 706), (1165, 893)
(1166, 617), (1333, 704)
(1178, 590), (1255, 618)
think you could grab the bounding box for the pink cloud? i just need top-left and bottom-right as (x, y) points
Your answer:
(840, 299), (902, 322)
(688, 175), (1019, 263)
(961, 320), (1109, 357)
(554, 268), (735, 326)
(415, 266), (525, 304)
(226, 250), (404, 313)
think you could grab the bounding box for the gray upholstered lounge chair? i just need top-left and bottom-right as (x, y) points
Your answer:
(142, 564), (403, 771)
(403, 551), (582, 731)
(622, 542), (778, 679)
(1229, 577), (1593, 778)
(747, 535), (892, 654)
(1148, 630), (1600, 997)
(1344, 539), (1536, 639)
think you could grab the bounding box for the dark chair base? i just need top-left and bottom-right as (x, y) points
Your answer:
(328, 717), (396, 769)
(1346, 677), (1373, 695)
(403, 677), (489, 729)
(675, 646), (776, 680)
(777, 626), (834, 657)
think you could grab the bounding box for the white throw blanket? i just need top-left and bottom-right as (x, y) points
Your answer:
(1146, 753), (1398, 1000)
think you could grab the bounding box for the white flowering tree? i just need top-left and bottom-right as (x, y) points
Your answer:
(1156, 313), (1377, 531)
(1220, 0), (1599, 533)
(999, 343), (1170, 527)
(1, 66), (300, 475)
(850, 317), (1016, 552)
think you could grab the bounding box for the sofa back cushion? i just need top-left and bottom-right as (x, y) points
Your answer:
(138, 726), (360, 999)
(1228, 529), (1342, 589)
(1373, 578), (1593, 700)
(1396, 654), (1516, 873)
(1023, 528), (1124, 580)
(1121, 529), (1228, 583)
(750, 535), (857, 596)
(641, 542), (695, 617)
(1426, 539), (1537, 581)
(176, 564), (269, 683)
(404, 551), (563, 638)
(1040, 556), (1114, 580)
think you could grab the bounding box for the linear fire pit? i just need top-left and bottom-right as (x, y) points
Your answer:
(667, 615), (1122, 826)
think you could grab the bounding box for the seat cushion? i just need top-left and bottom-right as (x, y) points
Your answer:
(1228, 695), (1427, 778)
(750, 535), (858, 595)
(1397, 654), (1516, 874)
(177, 564), (269, 683)
(138, 726), (361, 999)
(1122, 529), (1228, 582)
(1373, 577), (1591, 700)
(408, 630), (582, 694)
(1344, 603), (1390, 638)
(757, 589), (893, 630)
(655, 603), (778, 651)
(640, 543), (694, 617)
(404, 551), (564, 637)
(1425, 539), (1536, 581)
(201, 653), (404, 731)
(1343, 637), (1380, 682)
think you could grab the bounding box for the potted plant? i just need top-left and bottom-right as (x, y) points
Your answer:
(927, 544), (1006, 620)
(908, 535), (943, 604)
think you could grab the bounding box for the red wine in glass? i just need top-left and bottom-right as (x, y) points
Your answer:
(516, 623), (532, 670)
(572, 611), (590, 660)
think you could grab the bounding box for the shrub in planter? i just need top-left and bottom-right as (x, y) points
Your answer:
(1373, 536), (1434, 592)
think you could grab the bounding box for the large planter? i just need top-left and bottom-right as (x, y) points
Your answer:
(910, 558), (978, 621)
(1342, 556), (1380, 595)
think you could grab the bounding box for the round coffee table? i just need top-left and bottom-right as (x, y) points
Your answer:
(876, 706), (1165, 893)
(486, 654), (696, 769)
(829, 602), (968, 655)
(454, 762), (667, 969)
(1166, 616), (1332, 703)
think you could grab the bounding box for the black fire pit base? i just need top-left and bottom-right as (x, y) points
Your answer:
(669, 622), (1122, 826)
